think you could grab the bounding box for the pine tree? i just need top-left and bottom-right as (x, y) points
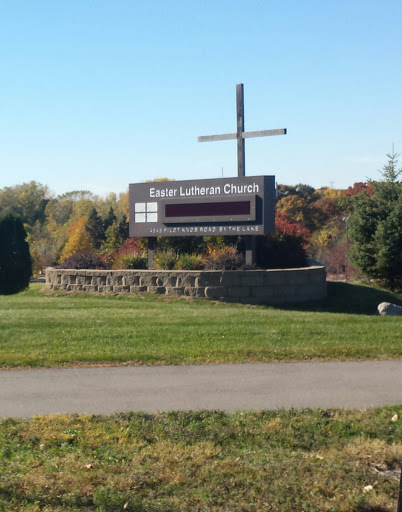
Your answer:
(86, 208), (105, 249)
(118, 215), (129, 240)
(380, 151), (402, 182)
(349, 153), (402, 290)
(0, 214), (32, 294)
(101, 222), (123, 252)
(103, 206), (117, 232)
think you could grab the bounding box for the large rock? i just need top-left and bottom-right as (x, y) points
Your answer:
(377, 302), (402, 316)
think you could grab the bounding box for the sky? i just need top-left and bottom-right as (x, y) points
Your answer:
(1, 0), (402, 197)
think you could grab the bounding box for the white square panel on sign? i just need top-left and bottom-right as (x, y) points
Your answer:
(135, 203), (146, 213)
(135, 213), (146, 223)
(147, 213), (158, 223)
(147, 202), (158, 212)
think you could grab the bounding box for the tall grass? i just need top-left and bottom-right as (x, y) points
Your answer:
(0, 407), (401, 511)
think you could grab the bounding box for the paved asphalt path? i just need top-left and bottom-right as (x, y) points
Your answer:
(1, 361), (402, 418)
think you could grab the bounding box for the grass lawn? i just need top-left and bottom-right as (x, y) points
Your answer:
(1, 407), (401, 511)
(0, 282), (401, 368)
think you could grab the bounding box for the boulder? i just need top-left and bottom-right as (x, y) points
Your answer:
(377, 302), (402, 316)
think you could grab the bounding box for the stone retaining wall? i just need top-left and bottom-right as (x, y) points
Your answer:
(45, 266), (327, 305)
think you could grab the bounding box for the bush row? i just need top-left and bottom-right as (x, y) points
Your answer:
(57, 233), (307, 271)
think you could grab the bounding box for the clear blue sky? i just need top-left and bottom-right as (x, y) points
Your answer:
(1, 0), (401, 196)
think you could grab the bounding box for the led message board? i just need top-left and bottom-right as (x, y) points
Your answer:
(129, 175), (275, 238)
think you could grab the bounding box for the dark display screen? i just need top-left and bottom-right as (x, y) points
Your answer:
(165, 201), (251, 218)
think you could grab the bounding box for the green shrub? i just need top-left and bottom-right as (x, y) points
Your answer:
(153, 249), (177, 269)
(174, 253), (204, 270)
(0, 214), (32, 294)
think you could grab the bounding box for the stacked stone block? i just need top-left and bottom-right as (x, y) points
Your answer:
(46, 266), (327, 305)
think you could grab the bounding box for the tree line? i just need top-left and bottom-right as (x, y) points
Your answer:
(0, 184), (129, 275)
(1, 153), (401, 291)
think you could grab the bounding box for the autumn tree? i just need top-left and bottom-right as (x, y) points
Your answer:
(44, 191), (97, 266)
(342, 182), (374, 197)
(118, 190), (129, 219)
(276, 184), (321, 232)
(0, 183), (131, 272)
(59, 217), (94, 263)
(274, 211), (310, 242)
(0, 181), (50, 226)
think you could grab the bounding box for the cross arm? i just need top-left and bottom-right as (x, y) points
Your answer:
(198, 133), (237, 142)
(198, 128), (286, 143)
(242, 128), (286, 139)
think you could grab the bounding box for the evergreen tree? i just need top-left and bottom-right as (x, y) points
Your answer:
(118, 215), (129, 240)
(103, 206), (117, 232)
(0, 214), (32, 294)
(380, 151), (402, 182)
(101, 222), (124, 252)
(86, 208), (105, 249)
(349, 153), (402, 290)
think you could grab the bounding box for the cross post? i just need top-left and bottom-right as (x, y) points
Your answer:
(198, 83), (286, 178)
(198, 83), (286, 266)
(236, 83), (245, 177)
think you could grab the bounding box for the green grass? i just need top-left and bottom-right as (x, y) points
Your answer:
(0, 282), (401, 368)
(1, 407), (401, 511)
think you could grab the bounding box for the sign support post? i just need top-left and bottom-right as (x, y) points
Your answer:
(148, 236), (156, 269)
(245, 235), (257, 267)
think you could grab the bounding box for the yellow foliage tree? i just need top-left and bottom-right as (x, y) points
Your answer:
(118, 190), (129, 219)
(276, 195), (309, 224)
(316, 226), (339, 248)
(59, 217), (94, 262)
(323, 187), (342, 199)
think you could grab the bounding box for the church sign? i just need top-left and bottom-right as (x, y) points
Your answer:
(129, 83), (285, 266)
(129, 175), (275, 238)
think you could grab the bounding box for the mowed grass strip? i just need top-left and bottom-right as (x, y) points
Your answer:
(1, 407), (401, 511)
(0, 282), (401, 368)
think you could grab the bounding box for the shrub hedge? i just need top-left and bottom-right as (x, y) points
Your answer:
(0, 214), (32, 294)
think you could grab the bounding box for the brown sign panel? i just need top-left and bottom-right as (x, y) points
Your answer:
(129, 176), (275, 237)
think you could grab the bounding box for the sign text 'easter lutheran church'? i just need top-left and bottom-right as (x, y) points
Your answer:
(129, 175), (275, 238)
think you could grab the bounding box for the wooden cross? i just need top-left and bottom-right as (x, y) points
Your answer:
(198, 83), (286, 177)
